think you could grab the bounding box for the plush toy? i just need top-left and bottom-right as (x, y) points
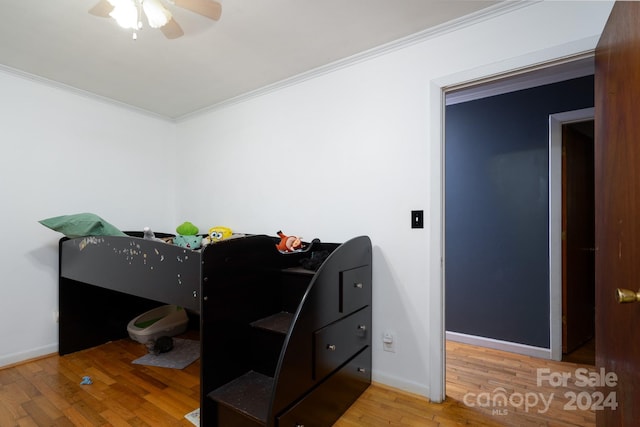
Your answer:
(174, 221), (201, 249)
(210, 226), (233, 242)
(176, 222), (199, 236)
(143, 227), (166, 243)
(276, 230), (303, 253)
(201, 226), (233, 247)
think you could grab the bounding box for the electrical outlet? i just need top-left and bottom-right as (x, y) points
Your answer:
(383, 331), (395, 352)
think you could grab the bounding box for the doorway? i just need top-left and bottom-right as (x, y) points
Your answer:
(440, 73), (597, 426)
(550, 111), (595, 365)
(444, 73), (595, 359)
(426, 53), (600, 404)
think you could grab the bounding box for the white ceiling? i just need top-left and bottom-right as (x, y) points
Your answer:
(0, 0), (504, 120)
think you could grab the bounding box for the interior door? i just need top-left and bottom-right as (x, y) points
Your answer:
(595, 2), (640, 424)
(563, 123), (595, 355)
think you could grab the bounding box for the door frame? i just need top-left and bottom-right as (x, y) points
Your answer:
(549, 107), (595, 361)
(428, 42), (597, 403)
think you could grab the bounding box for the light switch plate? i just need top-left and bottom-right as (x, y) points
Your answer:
(411, 210), (424, 229)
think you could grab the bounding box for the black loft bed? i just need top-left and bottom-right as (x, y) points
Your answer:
(59, 232), (372, 427)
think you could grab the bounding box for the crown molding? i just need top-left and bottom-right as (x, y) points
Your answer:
(0, 1), (539, 123)
(0, 63), (173, 122)
(177, 1), (538, 121)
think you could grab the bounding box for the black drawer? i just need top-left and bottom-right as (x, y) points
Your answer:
(339, 265), (370, 313)
(277, 348), (371, 427)
(313, 307), (370, 380)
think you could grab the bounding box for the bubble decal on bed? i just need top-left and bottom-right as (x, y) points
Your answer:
(61, 235), (202, 314)
(78, 236), (105, 251)
(107, 240), (148, 265)
(80, 238), (194, 285)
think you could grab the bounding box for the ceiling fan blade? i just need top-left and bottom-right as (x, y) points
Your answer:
(172, 0), (222, 20)
(88, 0), (114, 17)
(160, 18), (184, 39)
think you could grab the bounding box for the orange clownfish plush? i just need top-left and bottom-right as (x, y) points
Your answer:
(276, 230), (303, 252)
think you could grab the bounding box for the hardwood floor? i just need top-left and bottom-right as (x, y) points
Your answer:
(562, 337), (595, 366)
(337, 341), (595, 427)
(441, 341), (595, 427)
(0, 339), (596, 426)
(0, 338), (200, 426)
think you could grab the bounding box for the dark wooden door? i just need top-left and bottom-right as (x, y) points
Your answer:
(562, 123), (595, 355)
(595, 2), (640, 424)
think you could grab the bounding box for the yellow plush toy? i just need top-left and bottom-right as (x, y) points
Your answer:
(209, 226), (233, 242)
(201, 226), (233, 247)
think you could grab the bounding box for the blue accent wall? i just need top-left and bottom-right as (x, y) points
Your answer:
(445, 76), (594, 348)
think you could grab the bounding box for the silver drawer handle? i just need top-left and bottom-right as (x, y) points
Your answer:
(327, 344), (336, 351)
(357, 367), (366, 373)
(357, 324), (366, 331)
(295, 424), (305, 427)
(354, 282), (363, 288)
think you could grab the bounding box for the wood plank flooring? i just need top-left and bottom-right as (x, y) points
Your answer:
(337, 340), (595, 427)
(0, 338), (200, 426)
(0, 339), (596, 426)
(562, 338), (595, 366)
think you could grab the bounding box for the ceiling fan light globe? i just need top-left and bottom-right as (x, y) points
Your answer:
(143, 0), (172, 28)
(109, 1), (139, 29)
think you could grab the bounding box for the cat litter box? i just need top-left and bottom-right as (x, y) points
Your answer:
(127, 305), (188, 344)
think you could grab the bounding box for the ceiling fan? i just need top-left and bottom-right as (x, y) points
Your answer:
(89, 0), (222, 39)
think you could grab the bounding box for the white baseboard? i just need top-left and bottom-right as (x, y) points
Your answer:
(372, 370), (430, 399)
(0, 343), (58, 369)
(446, 331), (552, 359)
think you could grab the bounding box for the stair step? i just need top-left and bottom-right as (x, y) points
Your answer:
(207, 371), (274, 425)
(250, 311), (293, 334)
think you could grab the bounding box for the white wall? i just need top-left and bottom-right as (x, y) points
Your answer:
(175, 1), (614, 399)
(0, 72), (177, 367)
(0, 0), (613, 401)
